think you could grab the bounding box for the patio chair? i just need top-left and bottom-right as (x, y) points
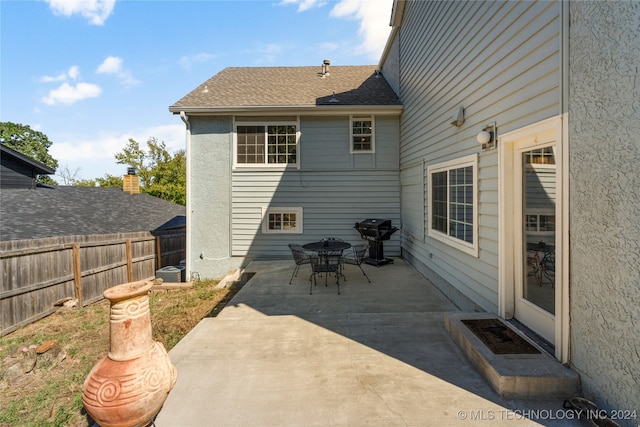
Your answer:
(342, 243), (371, 283)
(309, 250), (343, 295)
(288, 244), (311, 284)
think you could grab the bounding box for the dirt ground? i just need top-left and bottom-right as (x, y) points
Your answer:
(0, 279), (239, 427)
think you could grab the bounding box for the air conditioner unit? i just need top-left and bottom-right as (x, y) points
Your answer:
(155, 266), (186, 283)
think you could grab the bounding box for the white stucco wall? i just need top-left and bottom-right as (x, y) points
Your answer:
(568, 1), (640, 420)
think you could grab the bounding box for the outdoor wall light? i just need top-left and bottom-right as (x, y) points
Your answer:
(477, 122), (497, 150)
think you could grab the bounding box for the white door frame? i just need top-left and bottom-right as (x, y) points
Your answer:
(498, 115), (570, 363)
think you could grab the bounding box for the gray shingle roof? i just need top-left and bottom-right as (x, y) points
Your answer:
(0, 186), (185, 241)
(169, 65), (401, 111)
(1, 144), (56, 175)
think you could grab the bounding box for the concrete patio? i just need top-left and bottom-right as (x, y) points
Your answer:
(155, 258), (587, 426)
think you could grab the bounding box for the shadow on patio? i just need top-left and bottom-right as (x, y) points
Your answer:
(155, 258), (585, 426)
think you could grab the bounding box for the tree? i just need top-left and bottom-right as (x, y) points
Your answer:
(0, 121), (59, 185)
(57, 165), (83, 186)
(58, 165), (122, 188)
(95, 175), (124, 188)
(114, 137), (185, 205)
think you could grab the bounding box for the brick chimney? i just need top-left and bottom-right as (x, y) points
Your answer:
(123, 167), (140, 194)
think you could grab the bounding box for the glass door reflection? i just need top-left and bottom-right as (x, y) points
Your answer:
(522, 146), (556, 314)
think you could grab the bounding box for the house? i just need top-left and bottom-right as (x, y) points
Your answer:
(171, 0), (638, 421)
(1, 145), (187, 334)
(1, 143), (186, 240)
(169, 64), (403, 279)
(1, 143), (55, 189)
(377, 0), (638, 421)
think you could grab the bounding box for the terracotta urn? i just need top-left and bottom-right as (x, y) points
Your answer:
(82, 280), (177, 427)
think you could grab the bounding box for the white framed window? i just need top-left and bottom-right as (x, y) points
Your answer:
(262, 207), (303, 234)
(233, 119), (300, 168)
(525, 212), (556, 233)
(427, 154), (478, 256)
(350, 115), (374, 153)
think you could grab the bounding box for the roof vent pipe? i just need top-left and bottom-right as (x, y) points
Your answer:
(322, 59), (330, 76)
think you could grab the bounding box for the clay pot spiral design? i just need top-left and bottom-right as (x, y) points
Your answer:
(82, 280), (177, 427)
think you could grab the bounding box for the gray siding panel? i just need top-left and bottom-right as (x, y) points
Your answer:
(390, 0), (561, 312)
(381, 30), (401, 97)
(231, 114), (400, 258)
(301, 116), (399, 170)
(231, 170), (401, 257)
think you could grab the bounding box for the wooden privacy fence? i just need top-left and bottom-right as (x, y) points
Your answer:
(1, 229), (185, 336)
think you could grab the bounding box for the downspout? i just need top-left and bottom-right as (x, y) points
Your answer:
(559, 0), (571, 365)
(180, 111), (192, 281)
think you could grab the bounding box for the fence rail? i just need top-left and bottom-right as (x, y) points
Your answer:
(1, 229), (185, 336)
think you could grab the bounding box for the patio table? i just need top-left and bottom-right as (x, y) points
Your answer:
(303, 240), (351, 293)
(303, 240), (351, 253)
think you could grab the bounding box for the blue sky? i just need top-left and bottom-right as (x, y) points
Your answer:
(1, 0), (393, 182)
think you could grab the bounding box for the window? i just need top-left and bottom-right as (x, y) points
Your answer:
(428, 155), (478, 256)
(524, 146), (555, 164)
(525, 213), (555, 234)
(237, 126), (265, 164)
(235, 122), (299, 167)
(350, 116), (374, 153)
(262, 207), (303, 234)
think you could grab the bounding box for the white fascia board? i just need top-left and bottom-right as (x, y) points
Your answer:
(170, 105), (403, 116)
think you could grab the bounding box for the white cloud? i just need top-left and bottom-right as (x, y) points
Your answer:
(45, 0), (115, 26)
(178, 53), (216, 70)
(281, 0), (393, 60)
(68, 65), (80, 80)
(41, 72), (67, 83)
(330, 0), (394, 60)
(41, 65), (80, 83)
(50, 124), (185, 179)
(96, 56), (122, 74)
(278, 0), (326, 12)
(42, 82), (102, 105)
(96, 56), (140, 87)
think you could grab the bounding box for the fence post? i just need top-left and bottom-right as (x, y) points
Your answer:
(126, 239), (133, 282)
(155, 236), (162, 270)
(73, 243), (83, 307)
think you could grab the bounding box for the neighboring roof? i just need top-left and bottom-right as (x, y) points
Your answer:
(1, 143), (56, 175)
(0, 186), (185, 241)
(169, 65), (402, 114)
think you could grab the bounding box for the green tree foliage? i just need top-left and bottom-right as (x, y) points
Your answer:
(114, 137), (185, 205)
(95, 175), (124, 188)
(0, 121), (59, 185)
(59, 164), (123, 188)
(71, 175), (124, 188)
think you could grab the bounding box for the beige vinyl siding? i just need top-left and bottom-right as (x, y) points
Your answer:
(387, 0), (561, 312)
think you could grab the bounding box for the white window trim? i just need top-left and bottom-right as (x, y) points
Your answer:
(349, 115), (375, 154)
(427, 154), (478, 257)
(233, 118), (301, 169)
(261, 207), (303, 234)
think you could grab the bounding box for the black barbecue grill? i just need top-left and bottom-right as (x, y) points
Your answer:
(354, 218), (398, 266)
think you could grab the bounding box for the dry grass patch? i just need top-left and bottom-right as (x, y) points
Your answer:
(0, 279), (241, 427)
